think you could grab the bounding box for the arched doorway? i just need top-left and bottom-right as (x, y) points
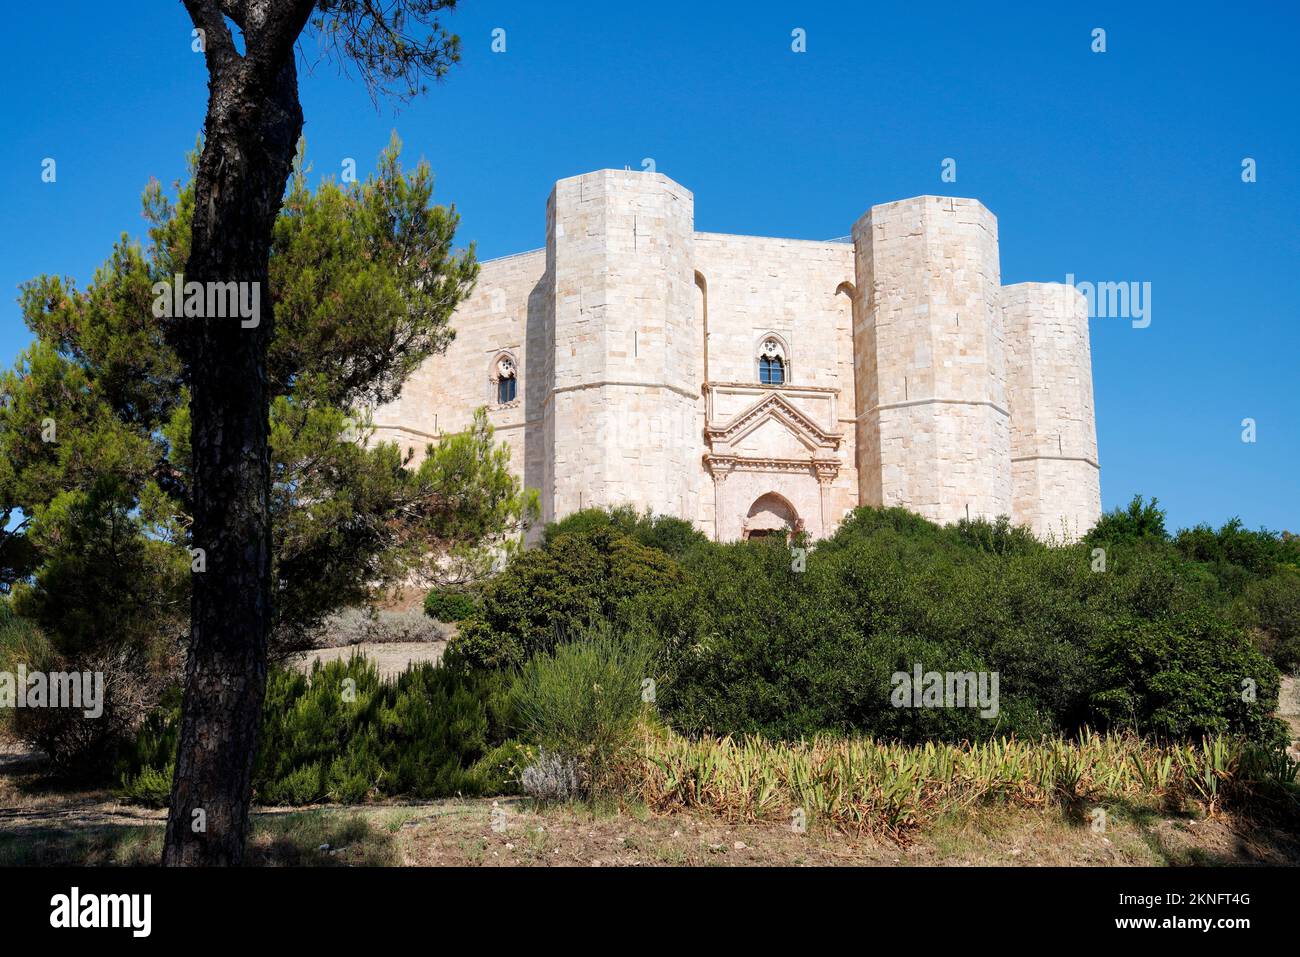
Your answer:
(743, 492), (799, 541)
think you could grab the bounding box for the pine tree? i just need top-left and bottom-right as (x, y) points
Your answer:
(2, 130), (533, 862)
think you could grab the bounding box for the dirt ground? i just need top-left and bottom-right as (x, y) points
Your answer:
(291, 641), (446, 679)
(380, 796), (1300, 867)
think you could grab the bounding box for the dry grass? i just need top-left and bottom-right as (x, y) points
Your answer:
(632, 727), (1300, 842)
(386, 797), (1257, 867)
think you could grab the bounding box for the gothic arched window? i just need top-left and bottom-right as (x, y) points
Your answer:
(759, 354), (784, 385)
(757, 337), (787, 385)
(498, 372), (517, 404)
(493, 354), (518, 404)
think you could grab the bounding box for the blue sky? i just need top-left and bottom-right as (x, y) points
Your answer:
(1, 1), (1296, 532)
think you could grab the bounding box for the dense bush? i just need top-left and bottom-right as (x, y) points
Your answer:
(423, 587), (479, 623)
(1, 605), (174, 779)
(511, 629), (652, 794)
(542, 505), (707, 558)
(120, 656), (518, 806)
(451, 504), (1289, 748)
(446, 528), (683, 669)
(644, 523), (1079, 742)
(1084, 494), (1170, 547)
(1157, 517), (1300, 674)
(1232, 570), (1300, 674)
(648, 509), (1284, 745)
(1174, 518), (1300, 591)
(115, 686), (182, 804)
(953, 514), (1041, 556)
(0, 607), (56, 740)
(1083, 500), (1300, 673)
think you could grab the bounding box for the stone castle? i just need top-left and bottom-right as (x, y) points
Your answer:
(374, 169), (1100, 542)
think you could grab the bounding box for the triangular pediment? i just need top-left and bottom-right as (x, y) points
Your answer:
(706, 391), (840, 453)
(741, 416), (817, 458)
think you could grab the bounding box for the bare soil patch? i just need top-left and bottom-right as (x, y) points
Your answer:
(290, 641), (446, 679)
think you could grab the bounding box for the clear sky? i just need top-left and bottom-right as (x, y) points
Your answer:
(1, 1), (1296, 533)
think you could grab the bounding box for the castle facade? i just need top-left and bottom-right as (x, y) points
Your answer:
(374, 170), (1100, 542)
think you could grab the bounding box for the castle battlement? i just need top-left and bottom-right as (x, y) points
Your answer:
(374, 170), (1100, 542)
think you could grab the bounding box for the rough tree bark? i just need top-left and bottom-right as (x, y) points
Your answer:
(163, 0), (317, 867)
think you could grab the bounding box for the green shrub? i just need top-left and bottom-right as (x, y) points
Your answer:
(373, 662), (492, 797)
(1175, 518), (1300, 592)
(1086, 600), (1283, 744)
(542, 506), (640, 545)
(0, 612), (57, 692)
(542, 506), (708, 558)
(444, 501), (1286, 748)
(469, 739), (536, 794)
(1085, 495), (1170, 547)
(953, 515), (1042, 555)
(254, 659), (385, 804)
(447, 527), (682, 670)
(423, 587), (478, 623)
(1234, 570), (1300, 674)
(272, 764), (328, 806)
(646, 505), (1283, 747)
(1097, 508), (1300, 672)
(115, 686), (182, 805)
(119, 763), (175, 806)
(511, 628), (651, 793)
(119, 656), (517, 806)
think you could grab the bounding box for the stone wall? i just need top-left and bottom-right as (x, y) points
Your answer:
(371, 247), (546, 506)
(1003, 282), (1101, 540)
(852, 196), (1011, 525)
(546, 170), (702, 525)
(693, 233), (857, 535)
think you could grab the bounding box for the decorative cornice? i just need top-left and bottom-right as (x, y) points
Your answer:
(706, 381), (839, 395)
(704, 453), (840, 479)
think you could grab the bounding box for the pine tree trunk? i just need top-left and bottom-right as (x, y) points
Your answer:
(162, 54), (303, 867)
